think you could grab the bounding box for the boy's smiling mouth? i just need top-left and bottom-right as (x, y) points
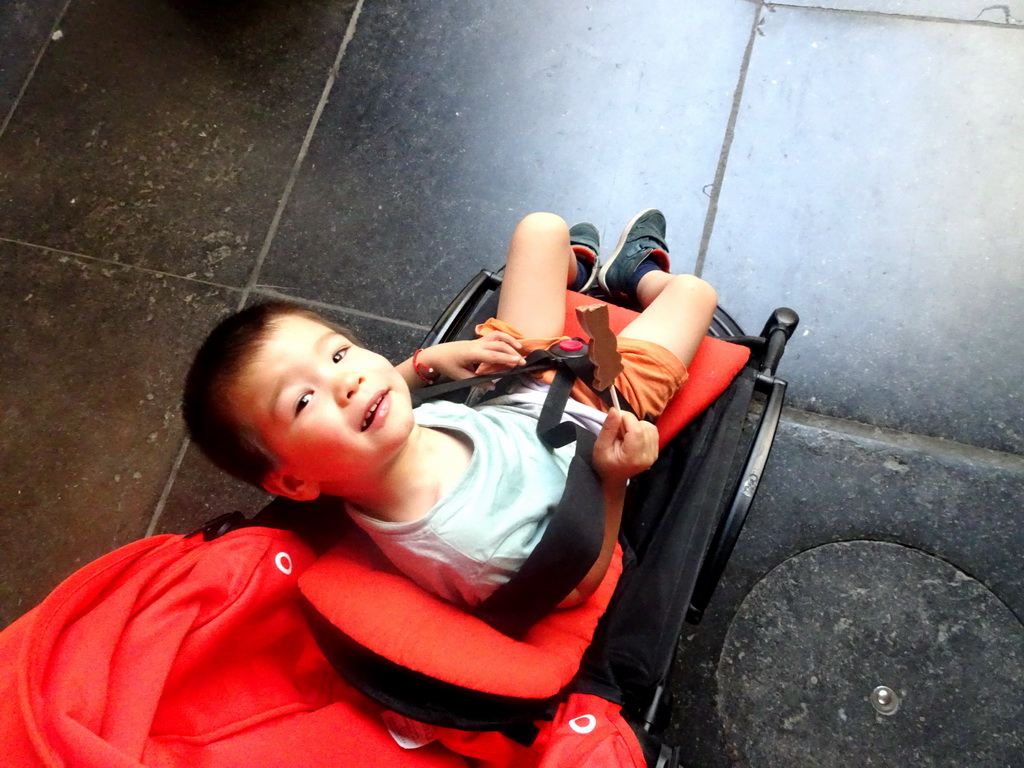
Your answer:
(361, 391), (389, 431)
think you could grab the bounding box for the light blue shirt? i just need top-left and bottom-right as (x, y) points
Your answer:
(348, 392), (603, 607)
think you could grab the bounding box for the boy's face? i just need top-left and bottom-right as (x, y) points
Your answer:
(232, 314), (415, 499)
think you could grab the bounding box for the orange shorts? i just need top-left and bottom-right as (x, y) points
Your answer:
(476, 318), (687, 421)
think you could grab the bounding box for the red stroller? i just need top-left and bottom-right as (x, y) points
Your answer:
(0, 271), (796, 767)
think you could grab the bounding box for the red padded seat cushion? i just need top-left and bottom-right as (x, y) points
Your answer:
(299, 533), (623, 700)
(564, 292), (750, 448)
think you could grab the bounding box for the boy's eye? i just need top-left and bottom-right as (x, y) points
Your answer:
(295, 392), (312, 414)
(333, 347), (347, 363)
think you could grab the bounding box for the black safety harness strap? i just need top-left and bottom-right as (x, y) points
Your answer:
(411, 340), (627, 638)
(408, 355), (556, 405)
(472, 427), (603, 638)
(410, 342), (632, 448)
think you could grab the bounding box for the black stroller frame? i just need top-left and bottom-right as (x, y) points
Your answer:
(418, 269), (798, 765)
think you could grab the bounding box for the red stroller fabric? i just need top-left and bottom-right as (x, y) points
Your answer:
(0, 529), (466, 768)
(0, 527), (646, 767)
(300, 534), (624, 698)
(434, 693), (647, 767)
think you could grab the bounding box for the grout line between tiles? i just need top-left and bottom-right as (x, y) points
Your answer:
(250, 286), (431, 331)
(0, 236), (242, 291)
(239, 0), (365, 308)
(145, 437), (191, 538)
(781, 407), (1024, 471)
(694, 3), (762, 277)
(762, 1), (1024, 28)
(1, 237), (427, 335)
(146, 0), (366, 537)
(0, 0), (75, 141)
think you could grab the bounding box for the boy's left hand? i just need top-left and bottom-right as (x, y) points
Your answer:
(592, 408), (659, 485)
(426, 332), (526, 380)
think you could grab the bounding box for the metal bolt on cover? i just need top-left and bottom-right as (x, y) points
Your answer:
(870, 685), (900, 716)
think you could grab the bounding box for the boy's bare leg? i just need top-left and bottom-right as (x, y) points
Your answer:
(620, 272), (718, 367)
(496, 212), (575, 338)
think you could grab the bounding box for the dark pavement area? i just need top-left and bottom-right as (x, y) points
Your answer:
(2, 1), (1022, 765)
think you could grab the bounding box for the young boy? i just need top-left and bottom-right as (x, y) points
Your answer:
(183, 209), (717, 610)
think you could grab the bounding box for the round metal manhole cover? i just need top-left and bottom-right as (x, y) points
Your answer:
(717, 541), (1024, 767)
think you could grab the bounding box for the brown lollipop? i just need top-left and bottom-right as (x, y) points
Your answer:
(575, 304), (623, 408)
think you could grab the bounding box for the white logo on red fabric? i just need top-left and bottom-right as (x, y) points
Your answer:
(275, 552), (293, 574)
(569, 714), (597, 734)
(382, 710), (437, 749)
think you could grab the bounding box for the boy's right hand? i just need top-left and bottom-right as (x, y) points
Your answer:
(427, 332), (526, 380)
(592, 408), (659, 485)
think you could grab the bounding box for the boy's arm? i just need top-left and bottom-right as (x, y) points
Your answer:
(396, 332), (525, 390)
(395, 353), (434, 390)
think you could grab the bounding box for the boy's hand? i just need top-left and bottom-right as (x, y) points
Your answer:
(425, 332), (526, 380)
(592, 409), (659, 484)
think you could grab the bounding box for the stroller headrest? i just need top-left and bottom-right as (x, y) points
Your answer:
(298, 531), (623, 700)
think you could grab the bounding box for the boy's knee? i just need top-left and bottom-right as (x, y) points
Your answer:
(670, 274), (718, 309)
(516, 211), (569, 237)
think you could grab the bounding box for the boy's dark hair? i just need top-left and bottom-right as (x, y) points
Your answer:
(182, 301), (355, 488)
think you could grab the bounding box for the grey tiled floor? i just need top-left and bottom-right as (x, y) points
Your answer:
(2, 1), (1021, 765)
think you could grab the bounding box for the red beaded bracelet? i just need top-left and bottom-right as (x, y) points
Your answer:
(412, 348), (439, 383)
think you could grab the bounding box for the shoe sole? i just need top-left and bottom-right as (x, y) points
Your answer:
(576, 259), (599, 293)
(570, 223), (601, 293)
(597, 208), (662, 296)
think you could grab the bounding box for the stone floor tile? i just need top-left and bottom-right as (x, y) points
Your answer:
(152, 445), (273, 538)
(0, 0), (66, 117)
(701, 7), (1024, 454)
(0, 0), (357, 285)
(259, 0), (758, 325)
(0, 242), (236, 626)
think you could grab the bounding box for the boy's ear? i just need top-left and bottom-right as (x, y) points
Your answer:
(262, 470), (321, 501)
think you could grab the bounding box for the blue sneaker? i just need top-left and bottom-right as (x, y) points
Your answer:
(597, 209), (670, 303)
(568, 221), (600, 293)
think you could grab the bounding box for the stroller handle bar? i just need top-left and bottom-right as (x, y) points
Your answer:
(759, 307), (799, 378)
